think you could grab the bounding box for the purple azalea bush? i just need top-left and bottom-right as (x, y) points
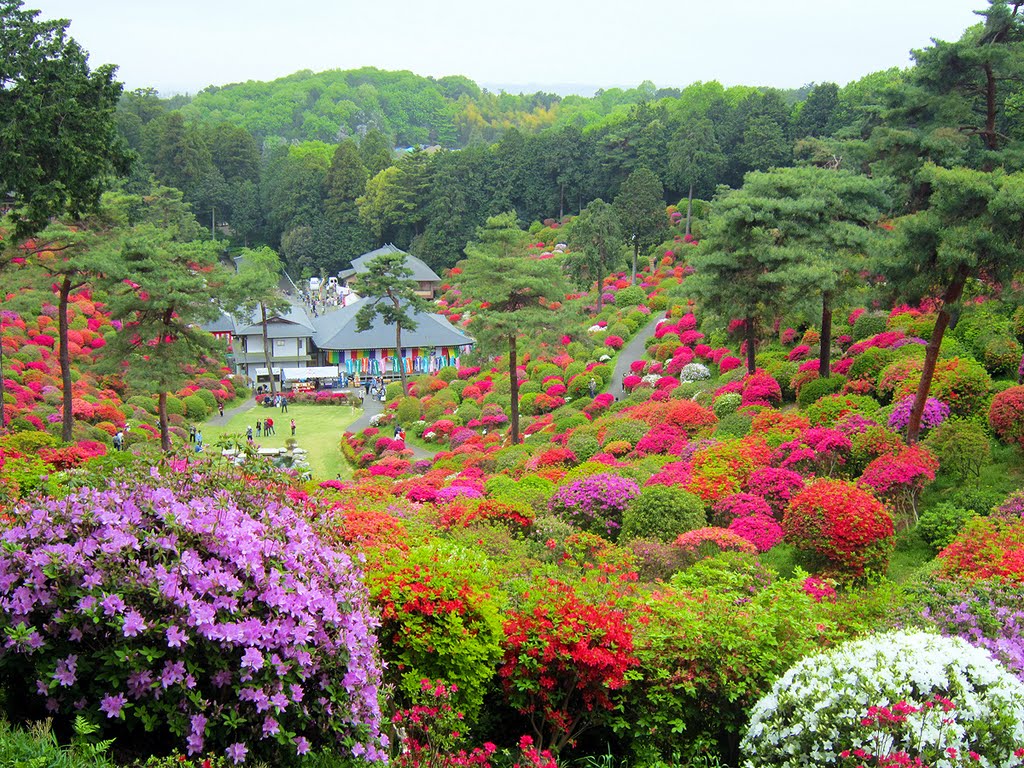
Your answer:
(912, 578), (1024, 683)
(0, 483), (386, 763)
(887, 395), (950, 433)
(548, 472), (641, 540)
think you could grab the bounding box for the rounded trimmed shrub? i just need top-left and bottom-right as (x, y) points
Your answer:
(548, 472), (641, 540)
(989, 385), (1024, 449)
(742, 630), (1024, 768)
(782, 479), (894, 578)
(621, 485), (706, 542)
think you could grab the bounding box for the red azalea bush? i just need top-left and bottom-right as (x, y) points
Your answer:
(604, 335), (625, 350)
(674, 527), (756, 564)
(988, 385), (1024, 448)
(783, 479), (895, 579)
(499, 577), (639, 754)
(858, 445), (938, 528)
(937, 517), (1024, 582)
(741, 370), (782, 408)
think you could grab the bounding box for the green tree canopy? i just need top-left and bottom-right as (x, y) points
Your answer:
(613, 166), (667, 284)
(354, 250), (431, 396)
(567, 198), (623, 312)
(0, 0), (129, 238)
(458, 213), (568, 444)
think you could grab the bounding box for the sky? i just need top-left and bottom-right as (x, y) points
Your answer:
(27, 0), (982, 97)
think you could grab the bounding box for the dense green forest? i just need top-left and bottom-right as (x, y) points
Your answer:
(118, 65), (907, 276)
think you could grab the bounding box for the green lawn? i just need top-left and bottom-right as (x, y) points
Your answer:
(200, 404), (362, 480)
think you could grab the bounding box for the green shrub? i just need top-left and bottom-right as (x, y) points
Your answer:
(852, 310), (887, 340)
(917, 502), (976, 551)
(456, 400), (481, 424)
(981, 334), (1023, 376)
(601, 418), (649, 447)
(713, 392), (742, 418)
(0, 430), (60, 454)
(924, 419), (991, 480)
(194, 388), (218, 412)
(565, 432), (600, 463)
(181, 394), (208, 421)
(715, 411), (753, 438)
(621, 485), (706, 542)
(803, 393), (880, 427)
(437, 365), (457, 382)
(385, 381), (404, 400)
(552, 413), (590, 433)
(847, 346), (896, 382)
(492, 444), (532, 473)
(614, 285), (647, 307)
(797, 376), (846, 408)
(395, 396), (422, 425)
(948, 486), (1004, 515)
(163, 395), (185, 417)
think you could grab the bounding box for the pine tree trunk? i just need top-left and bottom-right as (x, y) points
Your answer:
(158, 390), (171, 452)
(745, 316), (757, 375)
(907, 266), (970, 444)
(509, 333), (520, 445)
(261, 301), (276, 396)
(596, 261), (604, 313)
(686, 183), (694, 237)
(631, 241), (639, 285)
(396, 321), (408, 397)
(59, 276), (74, 442)
(819, 293), (832, 380)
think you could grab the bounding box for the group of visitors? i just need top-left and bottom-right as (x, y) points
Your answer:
(254, 417), (276, 437)
(112, 423), (130, 451)
(187, 425), (204, 452)
(363, 376), (388, 402)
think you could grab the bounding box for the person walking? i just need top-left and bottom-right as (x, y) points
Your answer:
(218, 402), (224, 418)
(195, 430), (203, 452)
(589, 377), (597, 398)
(113, 431), (124, 451)
(290, 418), (296, 437)
(256, 419), (262, 437)
(246, 426), (253, 444)
(189, 425), (196, 443)
(281, 397), (288, 413)
(265, 417), (274, 436)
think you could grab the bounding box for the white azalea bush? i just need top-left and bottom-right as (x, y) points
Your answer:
(680, 363), (711, 382)
(741, 630), (1024, 768)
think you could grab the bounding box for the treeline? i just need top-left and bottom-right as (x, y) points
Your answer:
(116, 64), (910, 277)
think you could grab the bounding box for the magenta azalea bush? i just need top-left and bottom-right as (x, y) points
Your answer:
(0, 484), (386, 763)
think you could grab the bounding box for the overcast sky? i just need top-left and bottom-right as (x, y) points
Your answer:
(27, 0), (982, 96)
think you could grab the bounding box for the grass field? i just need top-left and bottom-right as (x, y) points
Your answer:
(201, 404), (362, 480)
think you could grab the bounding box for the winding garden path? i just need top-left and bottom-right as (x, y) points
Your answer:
(605, 313), (665, 398)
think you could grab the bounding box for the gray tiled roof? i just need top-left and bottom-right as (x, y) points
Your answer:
(348, 244), (441, 283)
(233, 302), (315, 336)
(311, 297), (473, 351)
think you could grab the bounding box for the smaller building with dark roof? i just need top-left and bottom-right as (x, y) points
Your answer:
(339, 244), (442, 299)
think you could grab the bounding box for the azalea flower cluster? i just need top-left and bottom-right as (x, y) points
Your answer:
(0, 483), (386, 763)
(742, 631), (1024, 768)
